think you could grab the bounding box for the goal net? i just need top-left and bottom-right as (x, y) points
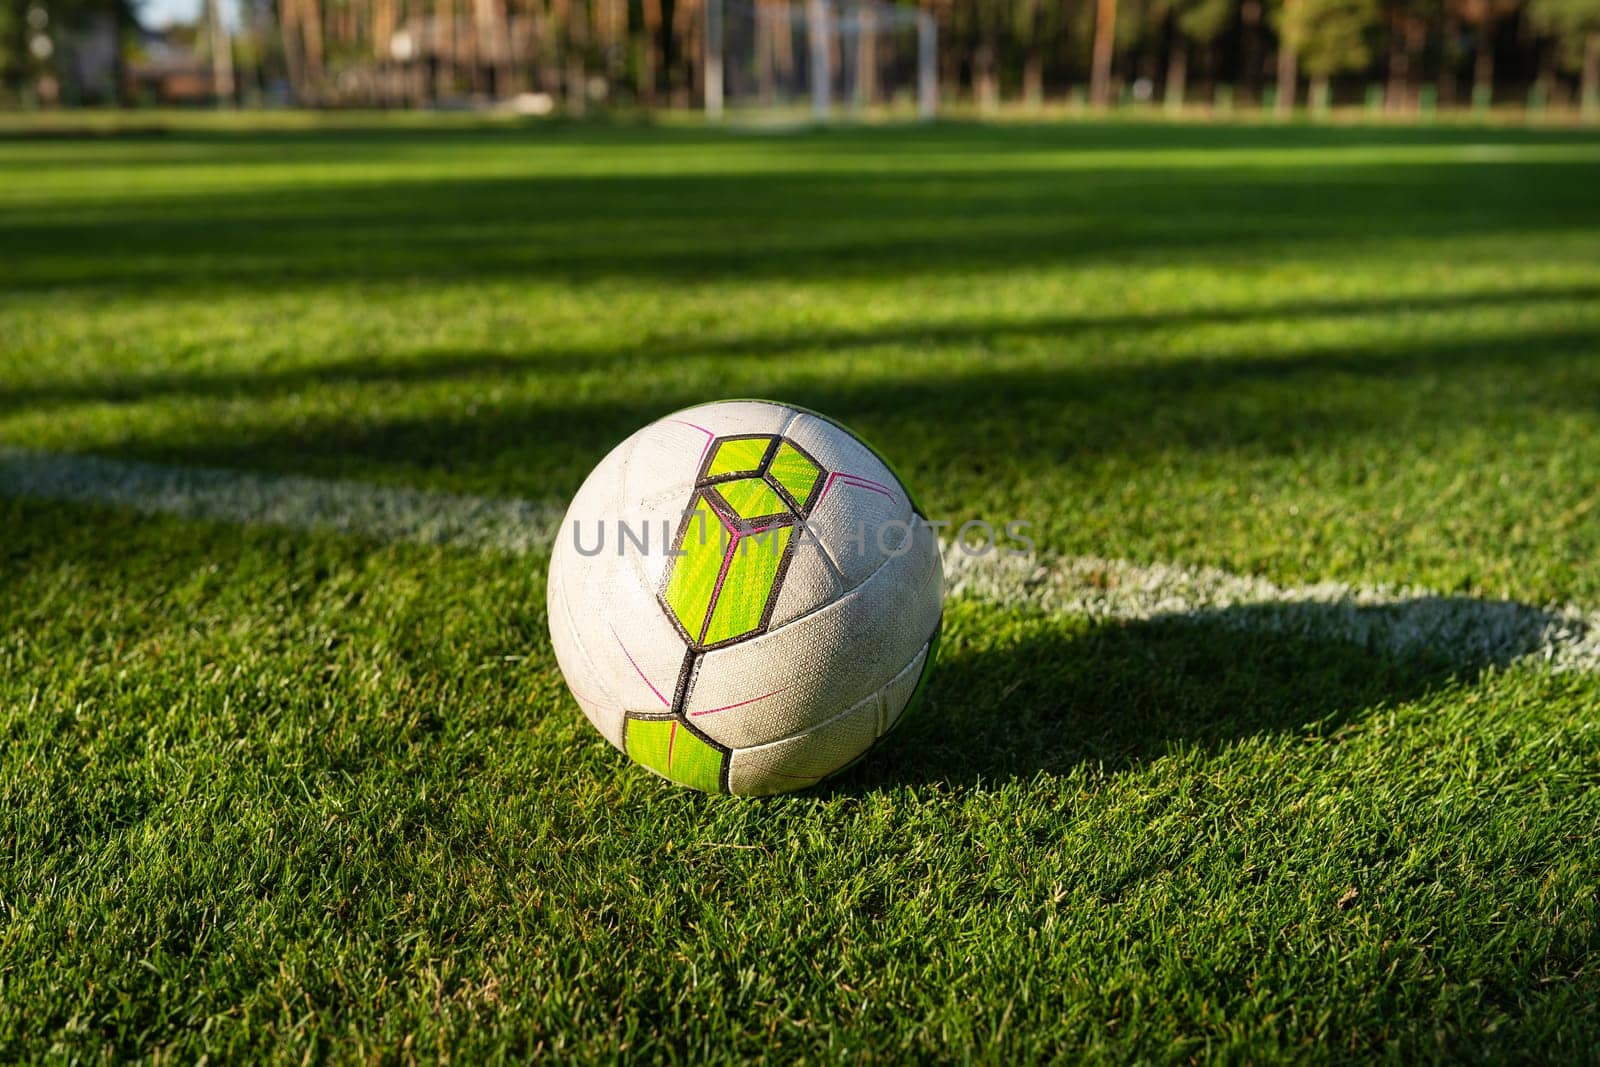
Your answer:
(708, 0), (937, 122)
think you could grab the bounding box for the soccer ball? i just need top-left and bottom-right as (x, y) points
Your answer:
(547, 400), (943, 795)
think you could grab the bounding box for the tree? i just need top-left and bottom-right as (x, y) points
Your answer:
(1, 0), (31, 99)
(1111, 0), (1163, 98)
(1240, 0), (1265, 101)
(1164, 0), (1233, 111)
(1300, 0), (1379, 104)
(1383, 0), (1437, 111)
(966, 0), (1004, 112)
(1531, 0), (1600, 114)
(1275, 0), (1376, 111)
(1450, 0), (1519, 107)
(1011, 0), (1061, 108)
(280, 0), (326, 102)
(1, 0), (139, 103)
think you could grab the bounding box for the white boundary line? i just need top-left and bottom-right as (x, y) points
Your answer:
(942, 548), (1600, 675)
(4, 447), (1596, 675)
(0, 447), (564, 555)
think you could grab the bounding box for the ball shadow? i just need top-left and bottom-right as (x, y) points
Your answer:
(829, 596), (1573, 792)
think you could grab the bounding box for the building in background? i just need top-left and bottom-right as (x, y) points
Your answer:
(127, 24), (217, 104)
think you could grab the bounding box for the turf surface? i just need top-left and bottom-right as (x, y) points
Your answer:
(2, 117), (1599, 1061)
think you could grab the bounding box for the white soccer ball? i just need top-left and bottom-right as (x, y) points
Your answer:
(547, 399), (943, 796)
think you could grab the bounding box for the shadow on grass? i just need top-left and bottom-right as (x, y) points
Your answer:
(5, 164), (1589, 292)
(5, 282), (1600, 417)
(838, 596), (1565, 791)
(5, 122), (1600, 294)
(46, 314), (1599, 510)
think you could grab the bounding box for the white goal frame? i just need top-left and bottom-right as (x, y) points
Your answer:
(705, 0), (937, 123)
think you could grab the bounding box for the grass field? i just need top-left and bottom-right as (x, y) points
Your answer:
(3, 117), (1600, 1061)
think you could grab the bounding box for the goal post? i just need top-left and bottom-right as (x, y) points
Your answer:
(707, 0), (937, 123)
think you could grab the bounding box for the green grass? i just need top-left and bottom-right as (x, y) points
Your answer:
(3, 116), (1599, 1061)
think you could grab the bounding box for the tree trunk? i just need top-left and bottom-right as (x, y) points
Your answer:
(435, 0), (454, 100)
(1023, 2), (1045, 109)
(856, 4), (877, 108)
(671, 0), (700, 107)
(1090, 0), (1117, 108)
(1472, 13), (1494, 109)
(1438, 13), (1458, 108)
(538, 0), (561, 99)
(1275, 0), (1299, 116)
(1023, 53), (1043, 111)
(280, 0), (306, 103)
(1584, 33), (1600, 121)
(772, 0), (794, 80)
(1239, 0), (1262, 104)
(602, 0), (627, 83)
(301, 0), (326, 100)
(1386, 10), (1410, 113)
(1404, 16), (1425, 113)
(1311, 73), (1330, 113)
(754, 0), (772, 104)
(374, 0), (395, 103)
(563, 56), (583, 112)
(1164, 38), (1186, 114)
(206, 0), (235, 104)
(937, 0), (960, 102)
(566, 0), (588, 114)
(974, 38), (998, 113)
(641, 0), (662, 107)
(475, 0), (507, 100)
(112, 0), (133, 105)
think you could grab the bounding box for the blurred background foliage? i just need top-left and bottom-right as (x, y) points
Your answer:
(0, 0), (1597, 115)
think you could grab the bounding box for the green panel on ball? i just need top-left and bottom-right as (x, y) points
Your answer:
(663, 433), (813, 649)
(767, 441), (822, 507)
(716, 476), (787, 522)
(663, 494), (731, 640)
(625, 718), (724, 792)
(705, 436), (770, 478)
(702, 524), (793, 646)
